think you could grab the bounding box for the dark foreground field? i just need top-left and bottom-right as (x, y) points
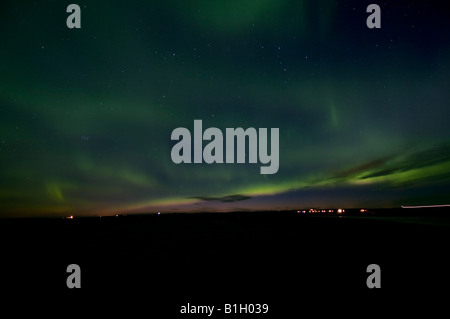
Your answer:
(1, 210), (449, 316)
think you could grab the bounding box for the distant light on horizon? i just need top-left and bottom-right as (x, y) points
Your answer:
(401, 204), (450, 208)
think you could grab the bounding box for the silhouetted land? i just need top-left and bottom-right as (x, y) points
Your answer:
(1, 209), (449, 316)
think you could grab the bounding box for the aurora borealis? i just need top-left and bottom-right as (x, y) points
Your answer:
(1, 1), (449, 217)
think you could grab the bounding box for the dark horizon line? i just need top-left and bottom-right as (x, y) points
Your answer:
(2, 206), (450, 220)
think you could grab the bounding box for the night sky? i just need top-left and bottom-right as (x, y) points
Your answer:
(1, 1), (449, 217)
